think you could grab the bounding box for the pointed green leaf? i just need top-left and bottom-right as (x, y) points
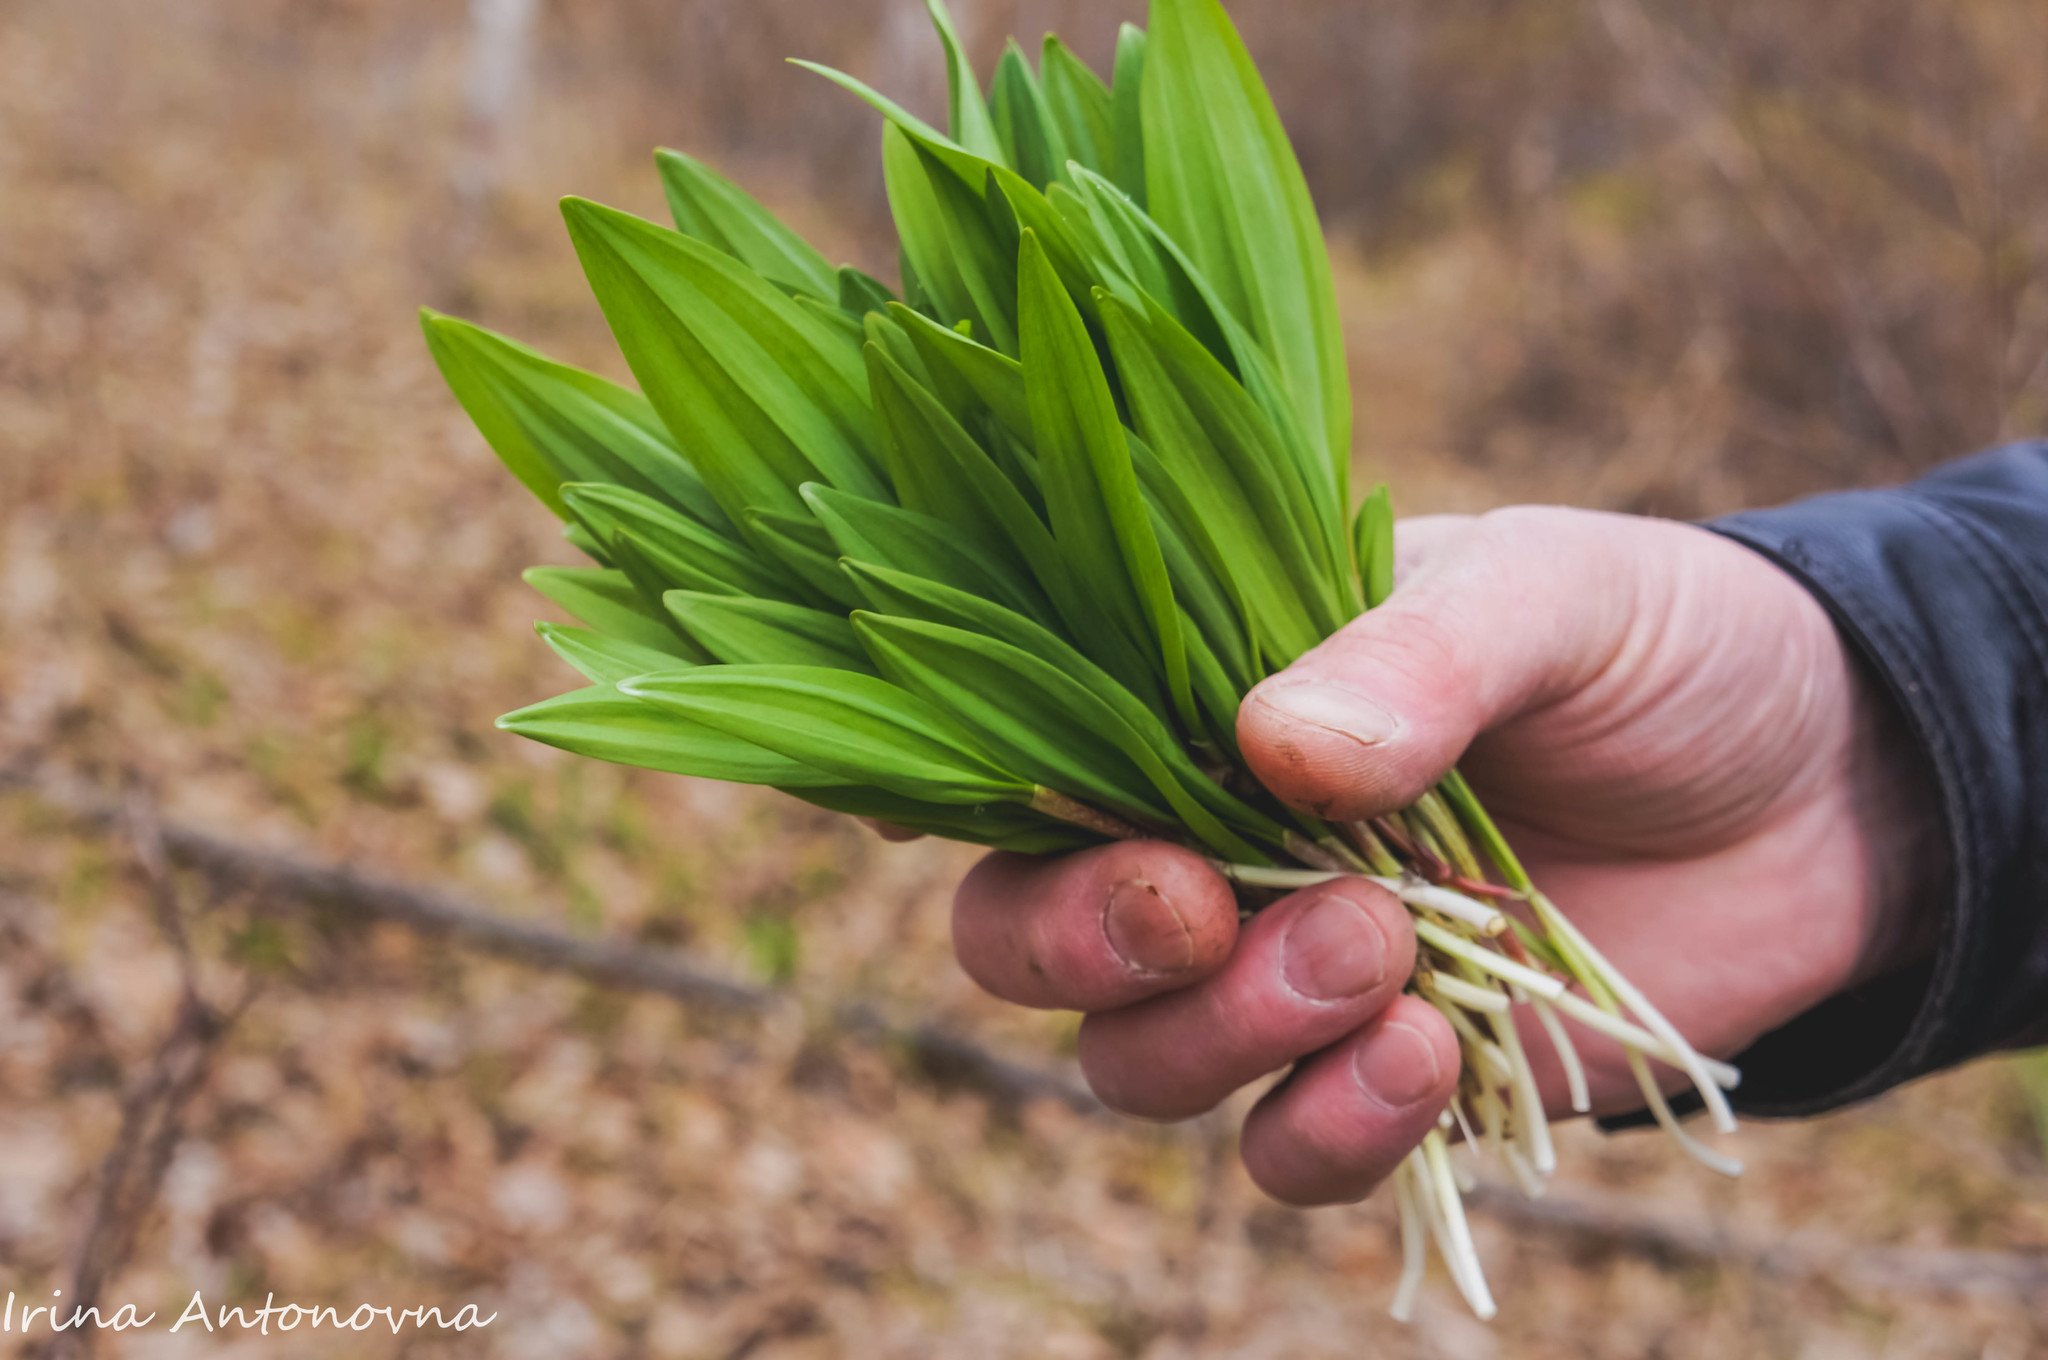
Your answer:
(798, 785), (1093, 853)
(886, 301), (1032, 438)
(802, 483), (1048, 623)
(740, 507), (864, 610)
(1019, 231), (1192, 729)
(421, 310), (729, 528)
(654, 149), (837, 300)
(990, 41), (1069, 190)
(1141, 0), (1350, 487)
(562, 482), (796, 601)
(789, 59), (994, 189)
(1059, 167), (1232, 367)
(1098, 290), (1344, 654)
(1354, 483), (1395, 608)
(882, 125), (1019, 353)
(664, 591), (871, 671)
(837, 266), (896, 317)
(863, 342), (1040, 575)
(922, 0), (1004, 163)
(498, 684), (843, 786)
(561, 197), (889, 525)
(841, 562), (1278, 851)
(621, 666), (1029, 806)
(1040, 36), (1115, 178)
(524, 566), (703, 659)
(562, 520), (613, 567)
(853, 612), (1274, 861)
(536, 622), (696, 688)
(1110, 23), (1148, 205)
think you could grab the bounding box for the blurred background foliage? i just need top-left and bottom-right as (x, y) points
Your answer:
(1, 0), (2044, 1356)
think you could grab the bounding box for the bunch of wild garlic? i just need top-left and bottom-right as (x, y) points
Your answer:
(424, 0), (1739, 1319)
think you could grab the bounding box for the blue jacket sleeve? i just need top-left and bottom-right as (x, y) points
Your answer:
(1704, 439), (2048, 1115)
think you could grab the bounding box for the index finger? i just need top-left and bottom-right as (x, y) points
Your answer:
(951, 841), (1239, 1012)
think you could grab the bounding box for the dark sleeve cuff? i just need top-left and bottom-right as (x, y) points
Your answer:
(1699, 442), (2048, 1117)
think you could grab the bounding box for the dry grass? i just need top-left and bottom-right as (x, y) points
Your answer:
(2, 0), (2045, 1355)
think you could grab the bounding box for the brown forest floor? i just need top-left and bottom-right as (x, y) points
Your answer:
(3, 1), (2046, 1356)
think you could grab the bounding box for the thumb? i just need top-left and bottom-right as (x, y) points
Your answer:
(1237, 508), (1636, 821)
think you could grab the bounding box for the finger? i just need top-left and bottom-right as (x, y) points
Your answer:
(1238, 995), (1460, 1206)
(1075, 878), (1415, 1120)
(951, 841), (1238, 1012)
(860, 818), (923, 842)
(1237, 506), (1638, 820)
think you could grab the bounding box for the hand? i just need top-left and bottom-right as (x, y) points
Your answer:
(950, 507), (1941, 1205)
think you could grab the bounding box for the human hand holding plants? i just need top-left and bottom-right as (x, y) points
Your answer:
(950, 506), (1940, 1206)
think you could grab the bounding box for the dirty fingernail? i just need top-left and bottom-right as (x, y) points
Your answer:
(1104, 880), (1194, 975)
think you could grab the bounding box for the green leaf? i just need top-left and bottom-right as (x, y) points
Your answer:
(561, 197), (889, 525)
(421, 310), (729, 528)
(862, 342), (1044, 578)
(1019, 231), (1192, 729)
(923, 0), (1004, 163)
(620, 666), (1030, 806)
(664, 591), (871, 671)
(802, 483), (1048, 623)
(797, 785), (1092, 853)
(990, 41), (1069, 190)
(1141, 0), (1350, 489)
(1123, 434), (1259, 691)
(1110, 23), (1148, 205)
(789, 60), (993, 189)
(561, 520), (613, 566)
(1058, 167), (1232, 369)
(1353, 482), (1395, 608)
(841, 562), (1278, 850)
(740, 507), (864, 610)
(853, 611), (1167, 827)
(1040, 35), (1115, 179)
(524, 566), (703, 659)
(498, 684), (843, 787)
(654, 149), (837, 300)
(837, 266), (896, 318)
(561, 482), (797, 601)
(1097, 289), (1344, 657)
(536, 622), (696, 687)
(853, 612), (1275, 861)
(886, 302), (1033, 439)
(882, 125), (1019, 353)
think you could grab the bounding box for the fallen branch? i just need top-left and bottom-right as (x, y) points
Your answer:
(8, 767), (1098, 1116)
(12, 766), (2046, 1301)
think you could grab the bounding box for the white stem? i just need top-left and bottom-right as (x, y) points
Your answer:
(1489, 1004), (1555, 1176)
(1213, 863), (1342, 889)
(1211, 866), (1509, 935)
(1423, 1130), (1497, 1320)
(1433, 999), (1514, 1085)
(1533, 893), (1739, 1134)
(1527, 993), (1592, 1114)
(1623, 1048), (1744, 1177)
(1385, 879), (1509, 934)
(1422, 970), (1512, 1014)
(1413, 918), (1566, 1000)
(1390, 1161), (1428, 1323)
(1546, 987), (1740, 1089)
